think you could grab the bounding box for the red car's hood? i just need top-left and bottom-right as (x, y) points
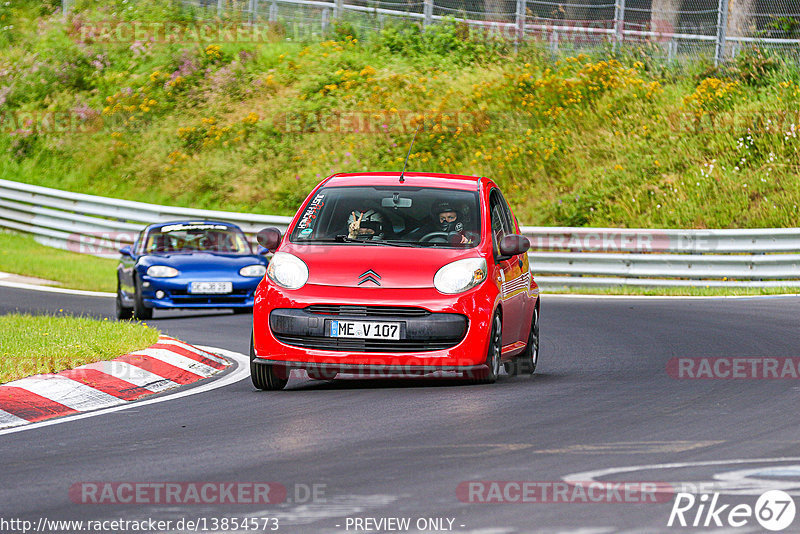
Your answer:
(281, 243), (478, 289)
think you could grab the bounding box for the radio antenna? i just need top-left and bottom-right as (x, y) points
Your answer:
(399, 123), (421, 183)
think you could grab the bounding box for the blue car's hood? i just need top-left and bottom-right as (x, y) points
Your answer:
(138, 252), (266, 272)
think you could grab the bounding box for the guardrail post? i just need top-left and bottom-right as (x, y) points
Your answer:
(269, 0), (278, 22)
(550, 29), (559, 53)
(249, 0), (256, 23)
(424, 0), (433, 26)
(714, 0), (729, 65)
(613, 0), (625, 50)
(322, 7), (330, 34)
(515, 0), (525, 51)
(334, 0), (343, 19)
(217, 0), (224, 17)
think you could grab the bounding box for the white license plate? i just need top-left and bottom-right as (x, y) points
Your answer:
(329, 320), (401, 340)
(189, 281), (233, 294)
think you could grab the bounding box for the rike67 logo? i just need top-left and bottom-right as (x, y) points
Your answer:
(668, 490), (796, 531)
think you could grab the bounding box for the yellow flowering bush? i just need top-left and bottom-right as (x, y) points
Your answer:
(682, 78), (740, 121)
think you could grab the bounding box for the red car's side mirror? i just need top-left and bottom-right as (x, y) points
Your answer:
(257, 227), (282, 252)
(499, 234), (531, 257)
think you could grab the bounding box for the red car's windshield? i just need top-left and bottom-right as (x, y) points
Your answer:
(290, 186), (481, 248)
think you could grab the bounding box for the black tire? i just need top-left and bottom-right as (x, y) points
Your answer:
(504, 305), (539, 376)
(468, 312), (502, 385)
(133, 275), (153, 320)
(233, 307), (253, 315)
(250, 331), (289, 391)
(115, 280), (133, 320)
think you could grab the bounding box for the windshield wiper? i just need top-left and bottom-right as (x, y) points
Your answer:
(334, 235), (414, 247)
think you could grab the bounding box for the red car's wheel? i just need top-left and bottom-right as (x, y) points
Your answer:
(468, 312), (501, 385)
(505, 305), (539, 376)
(250, 331), (289, 391)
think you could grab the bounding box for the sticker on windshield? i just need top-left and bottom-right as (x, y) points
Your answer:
(161, 223), (229, 233)
(297, 193), (325, 230)
(298, 228), (313, 238)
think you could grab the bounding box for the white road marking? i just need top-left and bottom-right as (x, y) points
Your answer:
(155, 338), (228, 365)
(129, 348), (219, 377)
(0, 279), (114, 297)
(0, 408), (28, 428)
(0, 346), (249, 436)
(78, 361), (178, 392)
(564, 457), (800, 496)
(9, 375), (125, 411)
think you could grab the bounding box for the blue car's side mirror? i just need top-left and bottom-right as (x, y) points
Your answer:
(119, 245), (133, 257)
(257, 245), (269, 255)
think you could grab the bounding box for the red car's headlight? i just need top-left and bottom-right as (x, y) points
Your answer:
(267, 252), (309, 289)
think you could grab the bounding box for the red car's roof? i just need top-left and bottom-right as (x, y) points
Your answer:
(321, 172), (483, 191)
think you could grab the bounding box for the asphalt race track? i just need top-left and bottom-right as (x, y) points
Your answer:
(2, 285), (800, 533)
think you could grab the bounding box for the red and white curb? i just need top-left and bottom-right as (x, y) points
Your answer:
(0, 336), (231, 430)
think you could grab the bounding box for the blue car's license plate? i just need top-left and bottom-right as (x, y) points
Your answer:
(189, 281), (233, 294)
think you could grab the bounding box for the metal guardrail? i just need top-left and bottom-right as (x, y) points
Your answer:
(0, 179), (292, 257)
(521, 226), (800, 287)
(2, 179), (800, 288)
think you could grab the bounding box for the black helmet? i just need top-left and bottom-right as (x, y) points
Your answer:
(432, 201), (463, 233)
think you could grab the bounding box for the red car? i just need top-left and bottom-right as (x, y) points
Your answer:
(251, 172), (539, 390)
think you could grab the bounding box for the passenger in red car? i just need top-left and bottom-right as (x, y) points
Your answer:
(347, 209), (386, 240)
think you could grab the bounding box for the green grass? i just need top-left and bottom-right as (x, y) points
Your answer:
(0, 1), (797, 230)
(0, 231), (118, 292)
(0, 313), (159, 384)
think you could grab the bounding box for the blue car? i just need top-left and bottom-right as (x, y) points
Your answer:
(116, 221), (268, 319)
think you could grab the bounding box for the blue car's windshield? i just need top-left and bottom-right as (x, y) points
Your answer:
(145, 223), (250, 254)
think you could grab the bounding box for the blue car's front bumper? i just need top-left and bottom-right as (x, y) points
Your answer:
(140, 276), (261, 309)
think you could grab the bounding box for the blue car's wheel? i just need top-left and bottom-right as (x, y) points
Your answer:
(115, 279), (133, 320)
(133, 275), (153, 321)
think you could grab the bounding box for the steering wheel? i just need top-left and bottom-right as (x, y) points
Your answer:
(420, 232), (449, 243)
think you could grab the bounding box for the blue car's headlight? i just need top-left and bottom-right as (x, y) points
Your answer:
(239, 264), (267, 277)
(146, 265), (179, 278)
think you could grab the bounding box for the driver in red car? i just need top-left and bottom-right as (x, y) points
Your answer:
(432, 201), (476, 245)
